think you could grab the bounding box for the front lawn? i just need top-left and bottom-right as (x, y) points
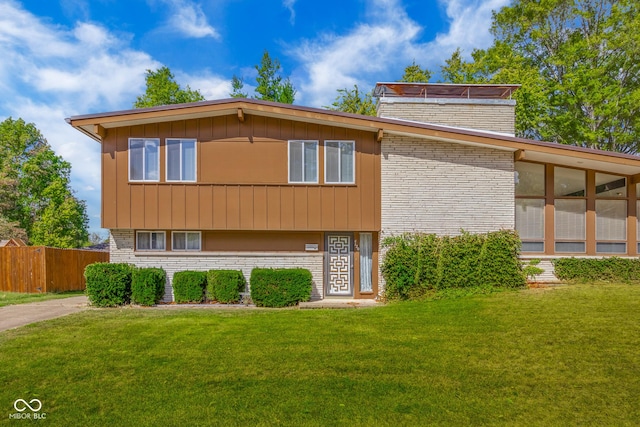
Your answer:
(0, 290), (84, 307)
(1, 284), (639, 426)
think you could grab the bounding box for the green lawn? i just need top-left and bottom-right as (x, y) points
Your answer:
(1, 284), (639, 426)
(0, 290), (84, 307)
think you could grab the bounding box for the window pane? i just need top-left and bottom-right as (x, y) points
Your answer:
(151, 232), (165, 250)
(145, 140), (159, 180)
(325, 142), (340, 183)
(167, 140), (181, 181)
(637, 201), (640, 240)
(340, 142), (354, 183)
(182, 140), (196, 181)
(521, 242), (544, 252)
(515, 199), (544, 240)
(554, 167), (585, 197)
(137, 232), (150, 250)
(289, 141), (302, 182)
(187, 232), (200, 250)
(130, 139), (144, 180)
(515, 162), (545, 196)
(304, 142), (317, 182)
(173, 232), (186, 250)
(596, 200), (626, 241)
(555, 242), (586, 253)
(359, 233), (372, 292)
(555, 199), (586, 240)
(596, 242), (626, 253)
(595, 173), (626, 197)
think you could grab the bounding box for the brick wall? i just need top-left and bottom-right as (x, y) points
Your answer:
(110, 230), (324, 302)
(378, 98), (516, 135)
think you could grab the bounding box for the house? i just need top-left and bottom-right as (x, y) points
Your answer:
(67, 83), (640, 300)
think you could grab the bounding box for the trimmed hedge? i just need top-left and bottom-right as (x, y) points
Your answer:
(84, 263), (133, 307)
(173, 271), (207, 303)
(250, 268), (312, 307)
(131, 267), (166, 306)
(381, 230), (525, 300)
(207, 270), (246, 303)
(553, 257), (640, 282)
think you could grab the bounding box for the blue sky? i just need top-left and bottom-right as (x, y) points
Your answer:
(0, 0), (509, 235)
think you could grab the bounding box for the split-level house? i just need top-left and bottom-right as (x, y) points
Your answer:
(68, 83), (640, 301)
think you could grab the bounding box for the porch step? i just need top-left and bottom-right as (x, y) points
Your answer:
(299, 299), (378, 309)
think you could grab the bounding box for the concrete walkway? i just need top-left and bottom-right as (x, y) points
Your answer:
(0, 296), (89, 332)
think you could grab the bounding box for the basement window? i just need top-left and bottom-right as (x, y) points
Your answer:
(136, 231), (165, 251)
(172, 232), (201, 251)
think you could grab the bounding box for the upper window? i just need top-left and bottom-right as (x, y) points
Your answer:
(166, 139), (196, 182)
(595, 172), (626, 198)
(289, 141), (318, 183)
(136, 231), (165, 251)
(129, 138), (159, 181)
(325, 141), (355, 184)
(172, 231), (201, 251)
(515, 162), (544, 196)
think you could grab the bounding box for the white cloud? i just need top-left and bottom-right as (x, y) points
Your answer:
(159, 0), (220, 39)
(179, 71), (233, 100)
(283, 0), (296, 25)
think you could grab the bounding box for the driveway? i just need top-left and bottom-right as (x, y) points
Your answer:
(0, 296), (89, 332)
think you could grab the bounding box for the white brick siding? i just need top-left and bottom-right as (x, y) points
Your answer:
(110, 230), (324, 302)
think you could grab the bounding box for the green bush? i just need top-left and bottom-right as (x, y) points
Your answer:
(381, 230), (525, 300)
(207, 270), (246, 303)
(84, 263), (133, 307)
(173, 271), (208, 303)
(250, 268), (312, 307)
(131, 267), (166, 306)
(553, 257), (640, 282)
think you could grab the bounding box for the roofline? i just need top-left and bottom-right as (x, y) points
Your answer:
(66, 98), (640, 167)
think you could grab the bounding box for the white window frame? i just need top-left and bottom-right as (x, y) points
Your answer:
(288, 140), (318, 184)
(324, 140), (356, 184)
(129, 138), (160, 182)
(171, 231), (202, 251)
(166, 138), (197, 182)
(136, 231), (166, 251)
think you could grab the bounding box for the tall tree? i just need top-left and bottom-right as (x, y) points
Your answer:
(441, 0), (640, 153)
(229, 51), (296, 104)
(400, 61), (432, 83)
(134, 66), (205, 108)
(326, 85), (377, 116)
(0, 118), (89, 247)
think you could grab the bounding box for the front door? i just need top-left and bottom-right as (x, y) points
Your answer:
(325, 234), (353, 297)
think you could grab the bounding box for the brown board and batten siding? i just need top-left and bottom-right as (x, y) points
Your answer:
(102, 114), (381, 232)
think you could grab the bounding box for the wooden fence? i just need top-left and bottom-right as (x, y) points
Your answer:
(0, 246), (109, 293)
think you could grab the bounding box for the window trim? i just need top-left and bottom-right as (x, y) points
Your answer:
(171, 231), (202, 252)
(288, 140), (319, 184)
(136, 231), (166, 251)
(324, 140), (356, 184)
(129, 138), (160, 182)
(165, 138), (197, 183)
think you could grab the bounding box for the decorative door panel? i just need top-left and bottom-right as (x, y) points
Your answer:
(326, 234), (352, 296)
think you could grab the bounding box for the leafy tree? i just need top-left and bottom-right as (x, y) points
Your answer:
(0, 118), (89, 247)
(134, 66), (205, 108)
(400, 61), (432, 83)
(230, 51), (296, 104)
(441, 0), (640, 153)
(326, 85), (377, 116)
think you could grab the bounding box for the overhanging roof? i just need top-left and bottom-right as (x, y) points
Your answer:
(373, 82), (520, 99)
(66, 97), (640, 176)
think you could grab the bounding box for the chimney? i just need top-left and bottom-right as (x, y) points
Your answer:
(373, 83), (519, 136)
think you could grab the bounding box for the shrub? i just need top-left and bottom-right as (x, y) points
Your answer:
(207, 270), (246, 303)
(250, 268), (312, 307)
(381, 230), (525, 300)
(553, 257), (640, 282)
(172, 271), (207, 303)
(84, 263), (133, 307)
(131, 267), (166, 306)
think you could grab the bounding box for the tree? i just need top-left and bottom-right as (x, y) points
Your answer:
(0, 118), (89, 247)
(326, 85), (377, 116)
(134, 66), (205, 108)
(400, 61), (432, 83)
(229, 51), (296, 104)
(441, 0), (640, 153)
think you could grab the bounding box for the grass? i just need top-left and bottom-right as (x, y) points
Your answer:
(0, 290), (84, 307)
(1, 283), (639, 426)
